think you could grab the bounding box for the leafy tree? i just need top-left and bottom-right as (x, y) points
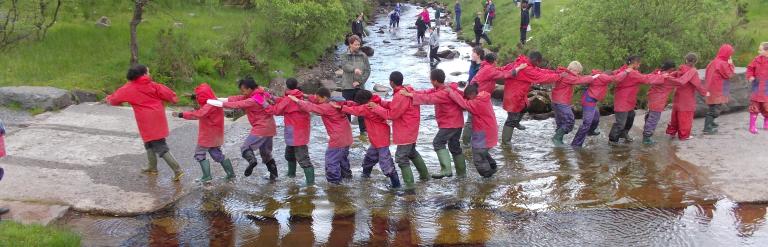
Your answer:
(530, 0), (747, 71)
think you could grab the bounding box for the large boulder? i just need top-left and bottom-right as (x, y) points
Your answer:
(437, 49), (460, 59)
(0, 86), (74, 111)
(694, 67), (750, 118)
(492, 85), (504, 100)
(526, 90), (552, 114)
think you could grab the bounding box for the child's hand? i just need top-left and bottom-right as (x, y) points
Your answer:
(171, 112), (183, 118)
(367, 102), (377, 108)
(748, 77), (755, 82)
(728, 58), (733, 65)
(353, 81), (361, 87)
(705, 92), (711, 97)
(592, 74), (600, 79)
(515, 63), (528, 72)
(217, 98), (229, 102)
(399, 90), (413, 97)
(287, 95), (299, 102)
(355, 68), (363, 75)
(329, 102), (341, 109)
(206, 99), (224, 107)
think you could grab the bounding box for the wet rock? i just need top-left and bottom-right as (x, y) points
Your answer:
(0, 200), (70, 226)
(437, 49), (460, 59)
(0, 86), (74, 111)
(448, 45), (456, 49)
(376, 30), (385, 34)
(269, 76), (287, 96)
(414, 50), (428, 57)
(694, 67), (749, 118)
(71, 90), (99, 104)
(383, 40), (391, 44)
(450, 71), (463, 76)
(526, 90), (552, 114)
(373, 84), (390, 93)
(531, 112), (554, 120)
(458, 81), (467, 88)
(96, 16), (111, 28)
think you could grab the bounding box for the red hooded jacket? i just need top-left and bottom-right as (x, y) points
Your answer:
(181, 84), (225, 147)
(297, 99), (353, 148)
(671, 64), (708, 112)
(106, 75), (178, 142)
(271, 89), (311, 146)
(372, 86), (420, 145)
(705, 44), (736, 105)
(645, 71), (680, 112)
(581, 71), (627, 107)
(747, 55), (768, 102)
(612, 66), (656, 112)
(552, 68), (593, 105)
(447, 90), (497, 149)
(223, 92), (276, 137)
(501, 56), (561, 113)
(412, 83), (465, 129)
(341, 95), (391, 148)
(471, 61), (507, 94)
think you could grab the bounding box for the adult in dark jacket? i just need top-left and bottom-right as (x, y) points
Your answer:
(416, 16), (428, 45)
(520, 1), (531, 44)
(351, 13), (366, 43)
(473, 12), (491, 46)
(341, 35), (372, 141)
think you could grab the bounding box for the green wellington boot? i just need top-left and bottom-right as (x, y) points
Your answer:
(286, 161), (297, 178)
(161, 152), (184, 182)
(431, 149), (454, 179)
(303, 167), (315, 186)
(551, 129), (566, 146)
(410, 154), (430, 180)
(642, 135), (656, 145)
(142, 149), (158, 174)
(220, 159), (235, 180)
(703, 116), (717, 135)
(500, 126), (515, 146)
(197, 160), (213, 183)
(453, 154), (467, 177)
(399, 164), (415, 189)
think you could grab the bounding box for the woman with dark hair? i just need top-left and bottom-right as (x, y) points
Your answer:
(341, 35), (371, 141)
(106, 65), (184, 181)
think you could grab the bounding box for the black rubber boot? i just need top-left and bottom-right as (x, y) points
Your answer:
(242, 150), (259, 177)
(265, 159), (278, 180)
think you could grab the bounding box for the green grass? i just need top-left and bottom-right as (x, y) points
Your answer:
(0, 221), (81, 247)
(735, 0), (768, 63)
(0, 1), (371, 103)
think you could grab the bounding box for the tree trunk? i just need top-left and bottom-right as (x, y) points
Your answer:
(130, 0), (149, 66)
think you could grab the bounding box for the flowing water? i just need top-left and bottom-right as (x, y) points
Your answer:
(62, 5), (768, 246)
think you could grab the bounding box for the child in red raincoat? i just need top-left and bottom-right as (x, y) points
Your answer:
(270, 78), (315, 185)
(288, 88), (353, 184)
(608, 55), (656, 143)
(550, 61), (596, 145)
(370, 71), (429, 189)
(746, 42), (768, 134)
(106, 65), (184, 181)
(666, 53), (709, 140)
(571, 69), (630, 147)
(641, 61), (681, 145)
(447, 84), (498, 178)
(0, 118), (5, 158)
(207, 77), (278, 180)
(703, 44), (736, 134)
(172, 83), (234, 182)
(403, 69), (466, 179)
(337, 90), (402, 188)
(499, 52), (562, 145)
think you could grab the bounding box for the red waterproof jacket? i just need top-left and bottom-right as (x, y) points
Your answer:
(372, 86), (420, 145)
(447, 90), (497, 149)
(612, 66), (655, 112)
(501, 56), (561, 112)
(747, 55), (768, 102)
(581, 70), (627, 107)
(552, 68), (593, 105)
(672, 64), (708, 111)
(223, 93), (276, 137)
(341, 95), (391, 148)
(705, 44), (736, 105)
(106, 75), (178, 142)
(645, 71), (679, 112)
(271, 89), (311, 146)
(412, 83), (465, 129)
(297, 99), (353, 148)
(471, 61), (507, 94)
(181, 84), (225, 147)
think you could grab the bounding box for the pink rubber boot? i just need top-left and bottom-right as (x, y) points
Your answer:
(749, 113), (759, 134)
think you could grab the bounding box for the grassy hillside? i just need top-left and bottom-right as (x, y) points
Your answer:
(0, 0), (371, 101)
